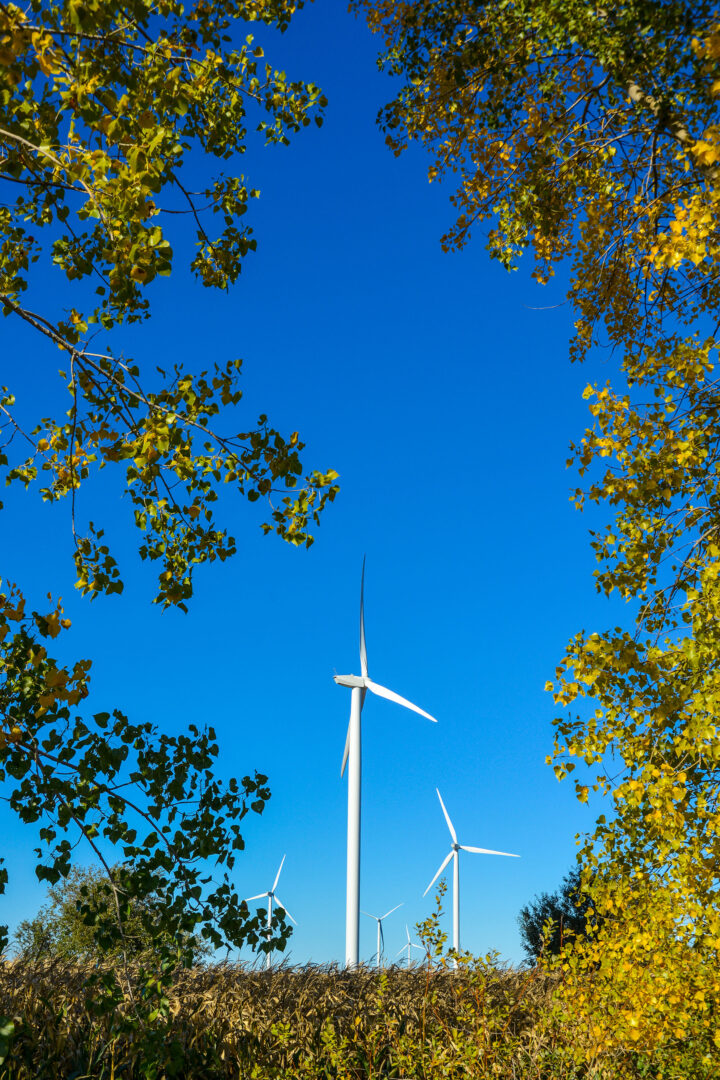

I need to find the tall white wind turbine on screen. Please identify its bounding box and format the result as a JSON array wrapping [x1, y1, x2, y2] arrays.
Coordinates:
[[395, 923, 424, 968], [334, 559, 437, 969], [424, 789, 519, 966], [361, 903, 403, 967], [245, 854, 297, 970]]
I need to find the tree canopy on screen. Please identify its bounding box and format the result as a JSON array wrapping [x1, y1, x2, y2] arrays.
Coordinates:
[[0, 0, 337, 1033], [517, 868, 598, 964], [1, 0, 338, 609], [356, 0, 720, 1057], [12, 863, 211, 963]]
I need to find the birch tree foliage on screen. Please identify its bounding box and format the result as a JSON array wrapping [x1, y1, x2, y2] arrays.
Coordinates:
[[0, 0, 338, 610], [356, 0, 720, 1060]]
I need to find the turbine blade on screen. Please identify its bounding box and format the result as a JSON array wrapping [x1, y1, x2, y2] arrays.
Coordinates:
[[380, 921, 385, 951], [340, 717, 351, 778], [364, 679, 437, 722], [436, 789, 457, 843], [360, 910, 377, 920], [380, 903, 403, 921], [423, 850, 453, 896], [272, 854, 286, 893], [460, 845, 520, 858], [359, 555, 368, 677], [273, 897, 297, 924], [245, 893, 268, 902], [394, 946, 405, 958]]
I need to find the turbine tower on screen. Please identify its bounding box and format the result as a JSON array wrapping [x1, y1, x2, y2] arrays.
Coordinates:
[[334, 559, 437, 968], [245, 854, 296, 970], [424, 788, 519, 965], [361, 903, 403, 967]]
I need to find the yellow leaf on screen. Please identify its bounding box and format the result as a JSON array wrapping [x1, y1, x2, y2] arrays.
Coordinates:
[[45, 667, 68, 688], [4, 598, 25, 621]]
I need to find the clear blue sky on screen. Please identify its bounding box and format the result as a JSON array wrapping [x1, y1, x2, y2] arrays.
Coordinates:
[[1, 0, 625, 965]]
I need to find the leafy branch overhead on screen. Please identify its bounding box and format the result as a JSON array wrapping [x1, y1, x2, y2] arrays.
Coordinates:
[[354, 0, 719, 356], [0, 0, 338, 607], [1, 0, 324, 316], [1, 353, 338, 609]]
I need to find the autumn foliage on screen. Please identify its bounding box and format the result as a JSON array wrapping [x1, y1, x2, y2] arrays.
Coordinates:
[[356, 0, 720, 1063]]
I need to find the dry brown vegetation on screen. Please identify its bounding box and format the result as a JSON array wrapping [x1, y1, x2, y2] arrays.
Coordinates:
[[0, 957, 583, 1079], [0, 957, 705, 1079]]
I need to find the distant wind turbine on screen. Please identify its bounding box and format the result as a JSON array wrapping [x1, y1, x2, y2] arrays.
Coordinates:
[[424, 788, 519, 966], [395, 923, 424, 968], [245, 854, 296, 970], [361, 903, 403, 967], [334, 558, 437, 969]]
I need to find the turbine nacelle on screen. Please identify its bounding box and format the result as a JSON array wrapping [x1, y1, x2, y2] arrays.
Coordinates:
[[336, 672, 438, 777], [334, 673, 366, 689], [335, 672, 436, 720]]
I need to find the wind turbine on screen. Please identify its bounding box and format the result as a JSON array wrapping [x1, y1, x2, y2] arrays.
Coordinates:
[[395, 923, 424, 968], [334, 559, 437, 968], [361, 903, 403, 967], [424, 788, 519, 966], [245, 854, 297, 970]]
